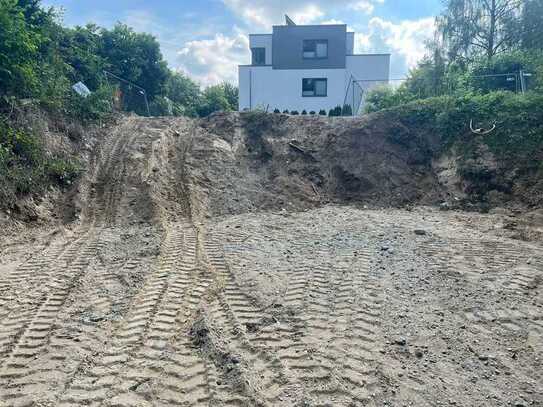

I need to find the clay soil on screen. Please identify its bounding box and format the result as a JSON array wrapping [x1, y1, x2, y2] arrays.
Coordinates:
[[0, 114, 541, 406]]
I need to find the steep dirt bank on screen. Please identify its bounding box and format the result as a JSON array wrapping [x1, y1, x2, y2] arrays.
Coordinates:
[[191, 111, 542, 218], [0, 114, 541, 406]]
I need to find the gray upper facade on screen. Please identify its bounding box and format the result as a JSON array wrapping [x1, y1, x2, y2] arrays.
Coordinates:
[[271, 25, 347, 70]]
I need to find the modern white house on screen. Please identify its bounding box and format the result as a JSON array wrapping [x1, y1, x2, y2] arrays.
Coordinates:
[[238, 17, 390, 115]]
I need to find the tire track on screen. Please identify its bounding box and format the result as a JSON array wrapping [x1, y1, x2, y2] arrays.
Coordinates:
[[0, 230, 90, 322], [0, 229, 101, 404], [201, 237, 288, 405], [0, 229, 94, 360], [59, 223, 211, 406]]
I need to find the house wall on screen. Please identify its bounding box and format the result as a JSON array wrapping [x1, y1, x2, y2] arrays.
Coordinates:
[[239, 66, 350, 112], [272, 25, 347, 70], [249, 34, 272, 65], [346, 32, 355, 55]]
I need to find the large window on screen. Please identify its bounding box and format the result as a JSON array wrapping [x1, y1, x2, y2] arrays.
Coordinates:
[[251, 48, 266, 65], [302, 78, 327, 97], [303, 40, 328, 59]]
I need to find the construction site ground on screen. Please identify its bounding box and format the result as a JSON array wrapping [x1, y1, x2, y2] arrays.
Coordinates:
[[0, 115, 541, 406]]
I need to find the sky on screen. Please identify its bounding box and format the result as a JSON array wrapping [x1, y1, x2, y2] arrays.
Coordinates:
[[43, 0, 443, 87]]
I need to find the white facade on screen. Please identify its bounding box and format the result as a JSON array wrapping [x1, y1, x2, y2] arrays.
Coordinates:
[[239, 55, 390, 113], [239, 25, 390, 114]]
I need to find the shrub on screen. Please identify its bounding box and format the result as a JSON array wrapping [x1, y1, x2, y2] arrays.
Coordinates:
[[274, 108, 280, 113], [283, 109, 289, 114], [0, 122, 82, 209], [291, 110, 299, 115], [341, 104, 353, 116], [309, 111, 316, 115], [301, 110, 307, 115], [319, 109, 327, 116], [329, 106, 342, 117]]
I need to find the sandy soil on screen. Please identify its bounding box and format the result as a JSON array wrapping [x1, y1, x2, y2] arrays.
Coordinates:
[[0, 115, 541, 406]]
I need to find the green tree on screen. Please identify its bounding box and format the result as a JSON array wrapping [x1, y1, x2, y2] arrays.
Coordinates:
[[99, 23, 169, 114], [437, 0, 523, 62], [221, 82, 239, 110], [164, 72, 201, 117], [60, 24, 107, 90], [0, 0, 42, 96], [197, 85, 231, 117], [521, 0, 543, 50], [196, 83, 238, 117]]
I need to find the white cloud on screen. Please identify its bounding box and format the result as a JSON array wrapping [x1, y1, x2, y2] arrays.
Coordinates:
[[350, 0, 382, 14], [176, 30, 250, 87], [221, 0, 384, 29], [320, 19, 346, 25], [355, 17, 436, 77]]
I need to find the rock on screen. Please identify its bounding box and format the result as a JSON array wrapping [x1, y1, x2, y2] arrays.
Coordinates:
[[439, 202, 450, 211], [394, 338, 407, 346], [415, 350, 424, 358], [381, 246, 390, 251], [414, 229, 427, 236]]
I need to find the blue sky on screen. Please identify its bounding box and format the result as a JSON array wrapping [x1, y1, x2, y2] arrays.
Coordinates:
[[43, 0, 443, 86]]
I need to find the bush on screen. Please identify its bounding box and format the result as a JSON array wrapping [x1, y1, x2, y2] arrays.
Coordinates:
[[274, 108, 280, 113], [65, 85, 114, 122], [319, 109, 327, 115], [283, 109, 289, 114], [341, 104, 353, 116], [301, 110, 307, 115], [309, 111, 316, 115], [364, 86, 416, 113], [291, 110, 299, 115], [386, 91, 543, 158], [0, 121, 81, 209], [329, 106, 342, 117]]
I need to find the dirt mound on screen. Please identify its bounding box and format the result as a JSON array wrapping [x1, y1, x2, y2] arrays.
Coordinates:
[[188, 111, 542, 217], [189, 112, 444, 217]]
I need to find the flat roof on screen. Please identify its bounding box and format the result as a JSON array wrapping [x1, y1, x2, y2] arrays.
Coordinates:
[[347, 53, 391, 56], [272, 24, 347, 28]]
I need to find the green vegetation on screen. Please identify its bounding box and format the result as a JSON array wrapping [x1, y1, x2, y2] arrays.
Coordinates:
[[0, 120, 81, 208], [365, 0, 543, 114], [0, 0, 238, 210], [0, 0, 238, 119], [383, 92, 543, 156]]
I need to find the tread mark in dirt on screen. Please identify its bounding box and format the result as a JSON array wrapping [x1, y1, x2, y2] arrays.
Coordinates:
[[59, 223, 211, 406], [0, 229, 101, 403], [0, 230, 91, 325], [202, 237, 288, 405]]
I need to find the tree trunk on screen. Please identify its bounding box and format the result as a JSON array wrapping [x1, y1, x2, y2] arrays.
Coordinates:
[[487, 0, 497, 59]]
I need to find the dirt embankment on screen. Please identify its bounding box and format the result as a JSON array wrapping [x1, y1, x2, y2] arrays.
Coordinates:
[[189, 111, 542, 218]]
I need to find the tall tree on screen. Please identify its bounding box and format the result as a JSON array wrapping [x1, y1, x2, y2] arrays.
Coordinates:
[[99, 23, 169, 112], [437, 0, 523, 62], [521, 0, 543, 49]]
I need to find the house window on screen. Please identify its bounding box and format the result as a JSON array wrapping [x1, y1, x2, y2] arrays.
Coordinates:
[[251, 48, 266, 65], [303, 40, 328, 59], [302, 78, 327, 97]]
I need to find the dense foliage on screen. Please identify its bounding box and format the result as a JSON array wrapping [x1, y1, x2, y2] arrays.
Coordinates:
[[0, 119, 81, 208], [365, 0, 543, 113], [0, 0, 238, 118]]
